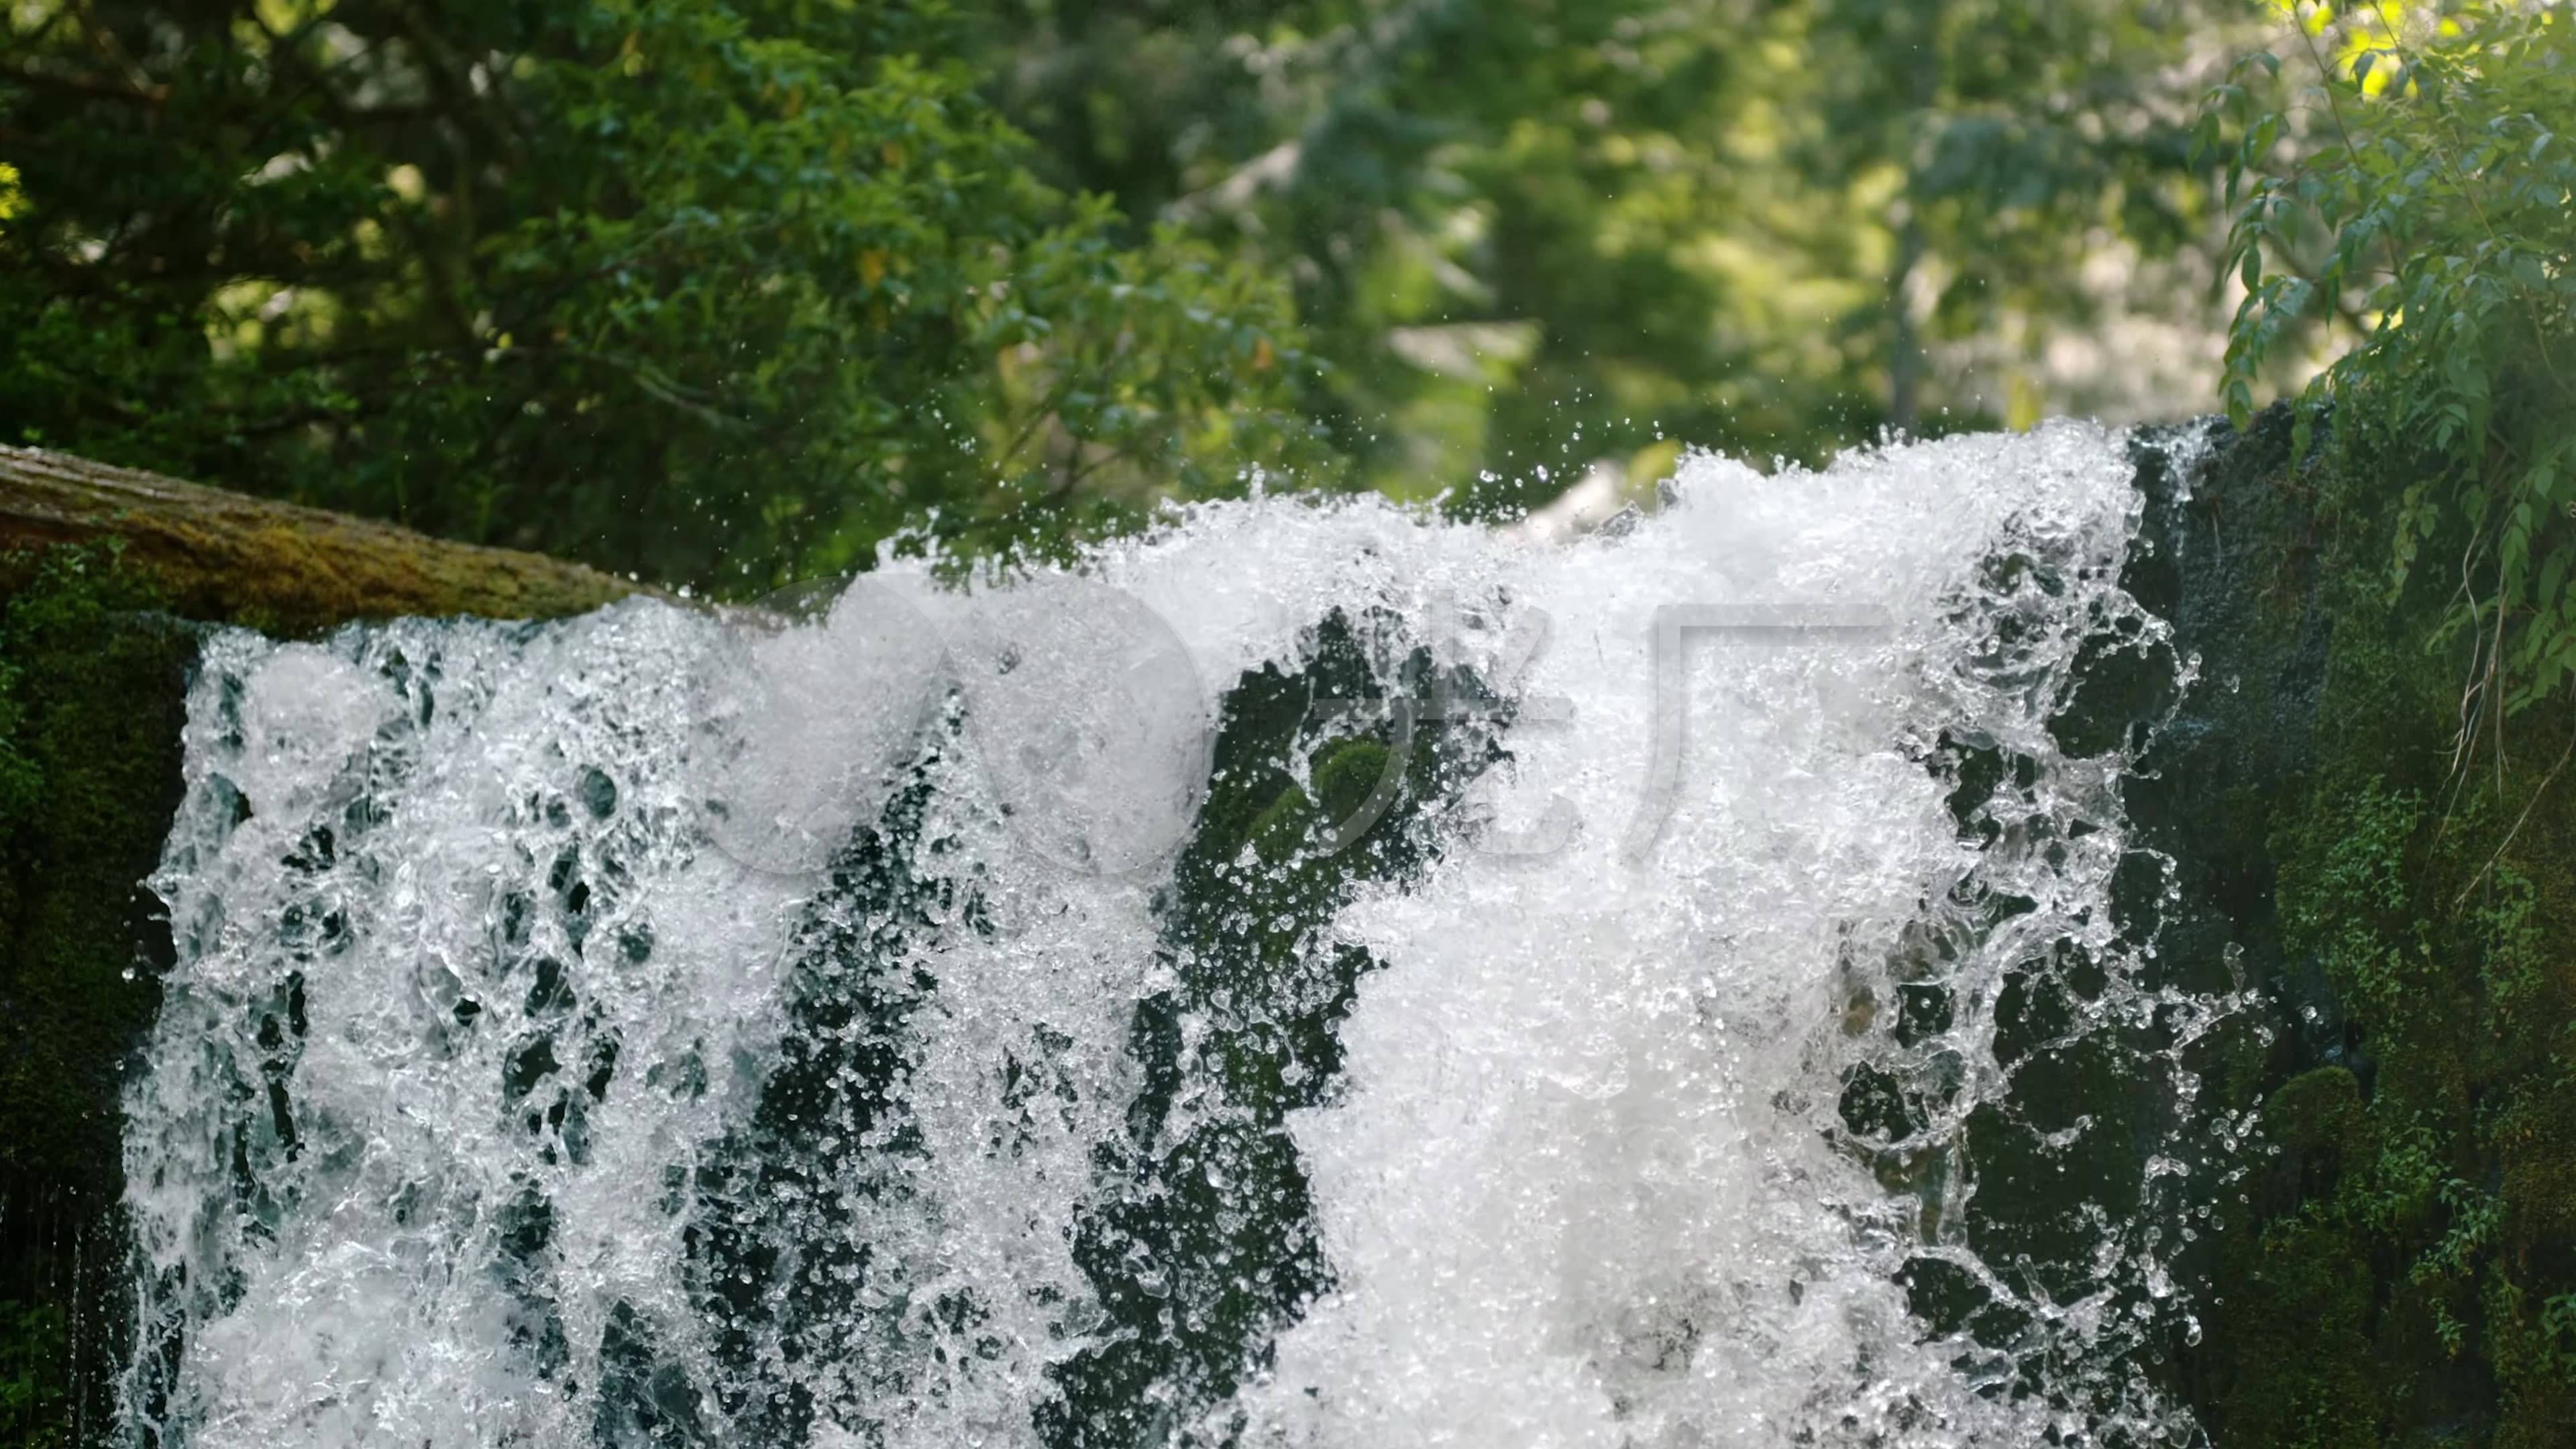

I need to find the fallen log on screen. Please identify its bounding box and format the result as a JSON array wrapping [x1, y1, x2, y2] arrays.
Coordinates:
[[0, 445, 652, 633]]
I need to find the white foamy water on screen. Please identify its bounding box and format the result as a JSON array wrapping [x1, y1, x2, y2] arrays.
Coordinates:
[[122, 423, 2208, 1447]]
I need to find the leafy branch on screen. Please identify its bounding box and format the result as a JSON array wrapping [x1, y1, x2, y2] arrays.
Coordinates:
[[2206, 2, 2576, 753]]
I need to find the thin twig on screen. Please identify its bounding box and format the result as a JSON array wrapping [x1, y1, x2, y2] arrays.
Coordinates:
[[2, 66, 169, 105], [2450, 529, 2489, 780], [2453, 707, 2576, 910], [2494, 546, 2510, 791]]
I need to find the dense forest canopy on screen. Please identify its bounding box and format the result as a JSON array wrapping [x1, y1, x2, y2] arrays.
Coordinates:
[[0, 0, 1335, 582], [987, 0, 2262, 513], [0, 1, 2553, 589]]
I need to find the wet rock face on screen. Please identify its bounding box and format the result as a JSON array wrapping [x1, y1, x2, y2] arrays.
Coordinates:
[[1865, 410, 2464, 1434], [1847, 418, 2324, 1428], [2112, 410, 2335, 1081], [0, 556, 196, 1446], [1943, 409, 2400, 1432], [2095, 411, 2344, 1417], [2098, 408, 2576, 1443]]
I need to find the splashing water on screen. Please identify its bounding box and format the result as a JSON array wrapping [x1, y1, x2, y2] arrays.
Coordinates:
[[121, 422, 2216, 1447]]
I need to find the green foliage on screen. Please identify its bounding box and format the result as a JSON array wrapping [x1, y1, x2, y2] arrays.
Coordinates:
[[0, 0, 1330, 588], [987, 0, 2249, 517], [2212, 2, 2576, 716], [0, 1298, 71, 1449], [3, 0, 2261, 561], [2197, 16, 2576, 1427], [2281, 774, 2429, 1023], [1806, 0, 2226, 421]]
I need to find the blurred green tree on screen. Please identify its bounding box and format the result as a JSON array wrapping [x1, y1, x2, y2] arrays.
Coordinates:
[[0, 0, 1334, 587], [985, 0, 2254, 518], [1808, 0, 2234, 428], [2, 0, 2272, 576]]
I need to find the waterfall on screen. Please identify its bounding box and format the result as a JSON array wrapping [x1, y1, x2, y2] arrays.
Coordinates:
[[119, 421, 2220, 1446]]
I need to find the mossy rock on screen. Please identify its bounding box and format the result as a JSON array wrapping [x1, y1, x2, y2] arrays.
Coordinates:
[[1042, 612, 1495, 1448], [0, 547, 193, 1446], [1940, 409, 2576, 1442], [2113, 407, 2576, 1446]]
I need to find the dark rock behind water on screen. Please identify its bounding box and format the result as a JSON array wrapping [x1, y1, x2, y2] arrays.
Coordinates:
[[2094, 409, 2575, 1442]]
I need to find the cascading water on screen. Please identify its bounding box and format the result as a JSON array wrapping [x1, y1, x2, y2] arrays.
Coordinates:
[[118, 421, 2229, 1447]]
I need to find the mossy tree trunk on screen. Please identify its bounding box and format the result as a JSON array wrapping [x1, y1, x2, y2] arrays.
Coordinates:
[[1, 445, 654, 636]]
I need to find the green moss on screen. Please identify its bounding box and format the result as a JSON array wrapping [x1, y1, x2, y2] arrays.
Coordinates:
[[2184, 412, 2576, 1447], [0, 543, 194, 1446], [2203, 1068, 2383, 1446], [1311, 739, 1392, 824], [0, 1299, 72, 1448]]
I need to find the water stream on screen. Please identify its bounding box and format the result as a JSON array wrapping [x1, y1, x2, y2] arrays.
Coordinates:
[[119, 422, 2223, 1446]]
